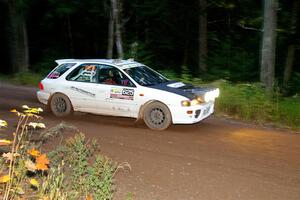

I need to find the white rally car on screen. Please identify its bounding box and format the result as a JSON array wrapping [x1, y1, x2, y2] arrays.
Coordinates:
[[37, 59, 219, 130]]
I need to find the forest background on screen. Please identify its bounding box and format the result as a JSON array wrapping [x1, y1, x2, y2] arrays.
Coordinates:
[[0, 0, 299, 129]]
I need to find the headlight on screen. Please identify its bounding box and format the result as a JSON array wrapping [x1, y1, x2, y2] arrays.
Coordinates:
[[181, 89, 219, 106], [181, 100, 191, 107], [196, 96, 205, 103], [182, 98, 202, 107], [191, 99, 200, 106], [204, 92, 213, 102], [215, 88, 220, 98], [204, 88, 220, 102]]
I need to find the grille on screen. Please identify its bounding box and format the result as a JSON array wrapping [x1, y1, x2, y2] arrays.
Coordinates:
[[195, 109, 201, 118]]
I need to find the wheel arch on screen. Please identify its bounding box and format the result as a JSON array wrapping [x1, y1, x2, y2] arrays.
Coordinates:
[[137, 100, 172, 122], [48, 92, 74, 111]]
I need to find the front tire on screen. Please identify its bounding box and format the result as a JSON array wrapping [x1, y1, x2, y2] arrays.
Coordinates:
[[143, 101, 172, 130], [50, 93, 73, 117]]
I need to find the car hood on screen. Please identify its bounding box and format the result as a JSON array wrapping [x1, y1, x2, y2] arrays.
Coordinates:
[[145, 80, 216, 100]]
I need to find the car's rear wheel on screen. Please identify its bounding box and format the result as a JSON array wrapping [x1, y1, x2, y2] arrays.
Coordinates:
[[143, 101, 172, 130], [50, 93, 73, 117]]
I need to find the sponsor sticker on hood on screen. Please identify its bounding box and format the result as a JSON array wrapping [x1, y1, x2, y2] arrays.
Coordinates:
[[167, 82, 185, 88]]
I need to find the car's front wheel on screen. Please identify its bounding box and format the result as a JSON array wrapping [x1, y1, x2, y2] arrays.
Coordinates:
[[143, 101, 172, 130], [50, 93, 73, 117]]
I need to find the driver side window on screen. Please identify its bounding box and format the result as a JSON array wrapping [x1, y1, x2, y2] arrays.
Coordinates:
[[98, 65, 135, 87]]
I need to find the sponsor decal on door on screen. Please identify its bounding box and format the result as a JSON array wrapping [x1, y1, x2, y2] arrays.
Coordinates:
[[110, 88, 134, 100]]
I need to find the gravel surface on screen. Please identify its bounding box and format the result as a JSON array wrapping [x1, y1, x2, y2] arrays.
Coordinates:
[[1, 82, 299, 200]]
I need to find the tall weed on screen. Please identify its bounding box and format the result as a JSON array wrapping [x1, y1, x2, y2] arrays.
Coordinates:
[[1, 106, 128, 200]]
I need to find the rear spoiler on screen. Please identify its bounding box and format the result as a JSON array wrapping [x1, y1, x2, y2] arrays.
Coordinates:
[[55, 59, 76, 65]]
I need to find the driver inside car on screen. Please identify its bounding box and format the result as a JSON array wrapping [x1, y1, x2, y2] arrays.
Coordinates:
[[104, 70, 117, 85]]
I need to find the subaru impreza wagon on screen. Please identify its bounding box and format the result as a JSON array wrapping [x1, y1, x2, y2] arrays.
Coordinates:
[[37, 59, 219, 130]]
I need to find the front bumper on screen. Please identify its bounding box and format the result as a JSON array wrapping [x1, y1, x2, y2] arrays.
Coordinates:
[[171, 101, 215, 124], [37, 91, 50, 105]]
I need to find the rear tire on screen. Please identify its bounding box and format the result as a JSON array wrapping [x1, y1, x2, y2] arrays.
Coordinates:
[[50, 93, 73, 117], [143, 101, 172, 130]]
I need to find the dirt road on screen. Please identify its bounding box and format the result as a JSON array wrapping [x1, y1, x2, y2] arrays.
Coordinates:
[[1, 82, 300, 200]]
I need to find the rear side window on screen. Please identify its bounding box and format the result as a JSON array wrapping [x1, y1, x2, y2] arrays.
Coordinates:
[[47, 63, 76, 79], [67, 64, 99, 83]]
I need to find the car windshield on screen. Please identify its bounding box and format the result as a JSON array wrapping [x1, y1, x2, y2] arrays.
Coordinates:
[[124, 66, 169, 86]]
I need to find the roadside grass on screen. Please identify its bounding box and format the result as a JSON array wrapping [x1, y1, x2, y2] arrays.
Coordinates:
[[214, 81, 300, 130], [0, 71, 44, 86], [159, 70, 300, 130], [0, 105, 129, 199]]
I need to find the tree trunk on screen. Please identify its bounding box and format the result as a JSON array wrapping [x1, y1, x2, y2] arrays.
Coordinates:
[[107, 0, 115, 59], [260, 0, 278, 92], [21, 21, 29, 72], [7, 0, 29, 73], [283, 44, 295, 86], [115, 0, 124, 59], [198, 0, 207, 73], [283, 0, 298, 89]]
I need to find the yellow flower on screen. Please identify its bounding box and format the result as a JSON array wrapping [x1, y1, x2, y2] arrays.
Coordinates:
[[0, 120, 8, 128], [36, 154, 49, 171], [23, 106, 43, 114], [0, 139, 12, 146], [0, 175, 10, 183], [29, 178, 39, 188], [28, 148, 41, 157]]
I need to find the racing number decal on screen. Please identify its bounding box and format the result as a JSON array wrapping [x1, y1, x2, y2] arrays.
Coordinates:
[[110, 88, 134, 100], [122, 88, 134, 96]]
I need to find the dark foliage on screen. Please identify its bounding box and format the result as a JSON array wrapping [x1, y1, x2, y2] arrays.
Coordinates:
[[0, 0, 299, 94]]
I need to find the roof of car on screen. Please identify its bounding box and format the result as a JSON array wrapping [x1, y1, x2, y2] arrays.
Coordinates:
[[55, 58, 142, 69]]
